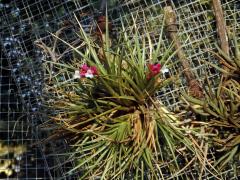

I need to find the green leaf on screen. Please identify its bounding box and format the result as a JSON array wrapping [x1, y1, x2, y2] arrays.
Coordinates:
[[215, 146, 238, 170], [69, 143, 109, 173]]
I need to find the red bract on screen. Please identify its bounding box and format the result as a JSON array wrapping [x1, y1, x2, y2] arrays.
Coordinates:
[[147, 63, 161, 79]]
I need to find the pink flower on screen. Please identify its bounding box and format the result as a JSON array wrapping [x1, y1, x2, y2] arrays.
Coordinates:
[[81, 64, 89, 72], [147, 63, 161, 79], [79, 64, 98, 78], [90, 66, 98, 75]]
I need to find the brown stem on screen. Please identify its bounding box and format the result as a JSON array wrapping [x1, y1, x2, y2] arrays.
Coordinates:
[[212, 0, 229, 56], [212, 0, 230, 81], [164, 6, 203, 98]]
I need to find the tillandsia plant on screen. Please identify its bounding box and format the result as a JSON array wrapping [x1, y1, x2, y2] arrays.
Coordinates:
[[181, 34, 240, 171], [44, 14, 204, 179]]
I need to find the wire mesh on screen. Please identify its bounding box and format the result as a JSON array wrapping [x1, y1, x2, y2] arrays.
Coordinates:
[[0, 0, 85, 179], [0, 0, 239, 179]]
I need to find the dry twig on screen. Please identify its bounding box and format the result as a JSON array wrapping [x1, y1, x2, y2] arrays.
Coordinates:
[[212, 0, 229, 56], [164, 6, 203, 98]]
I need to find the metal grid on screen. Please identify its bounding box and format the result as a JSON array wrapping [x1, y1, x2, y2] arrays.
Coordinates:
[[0, 0, 88, 179], [113, 0, 240, 110], [0, 49, 47, 179], [0, 0, 239, 179]]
